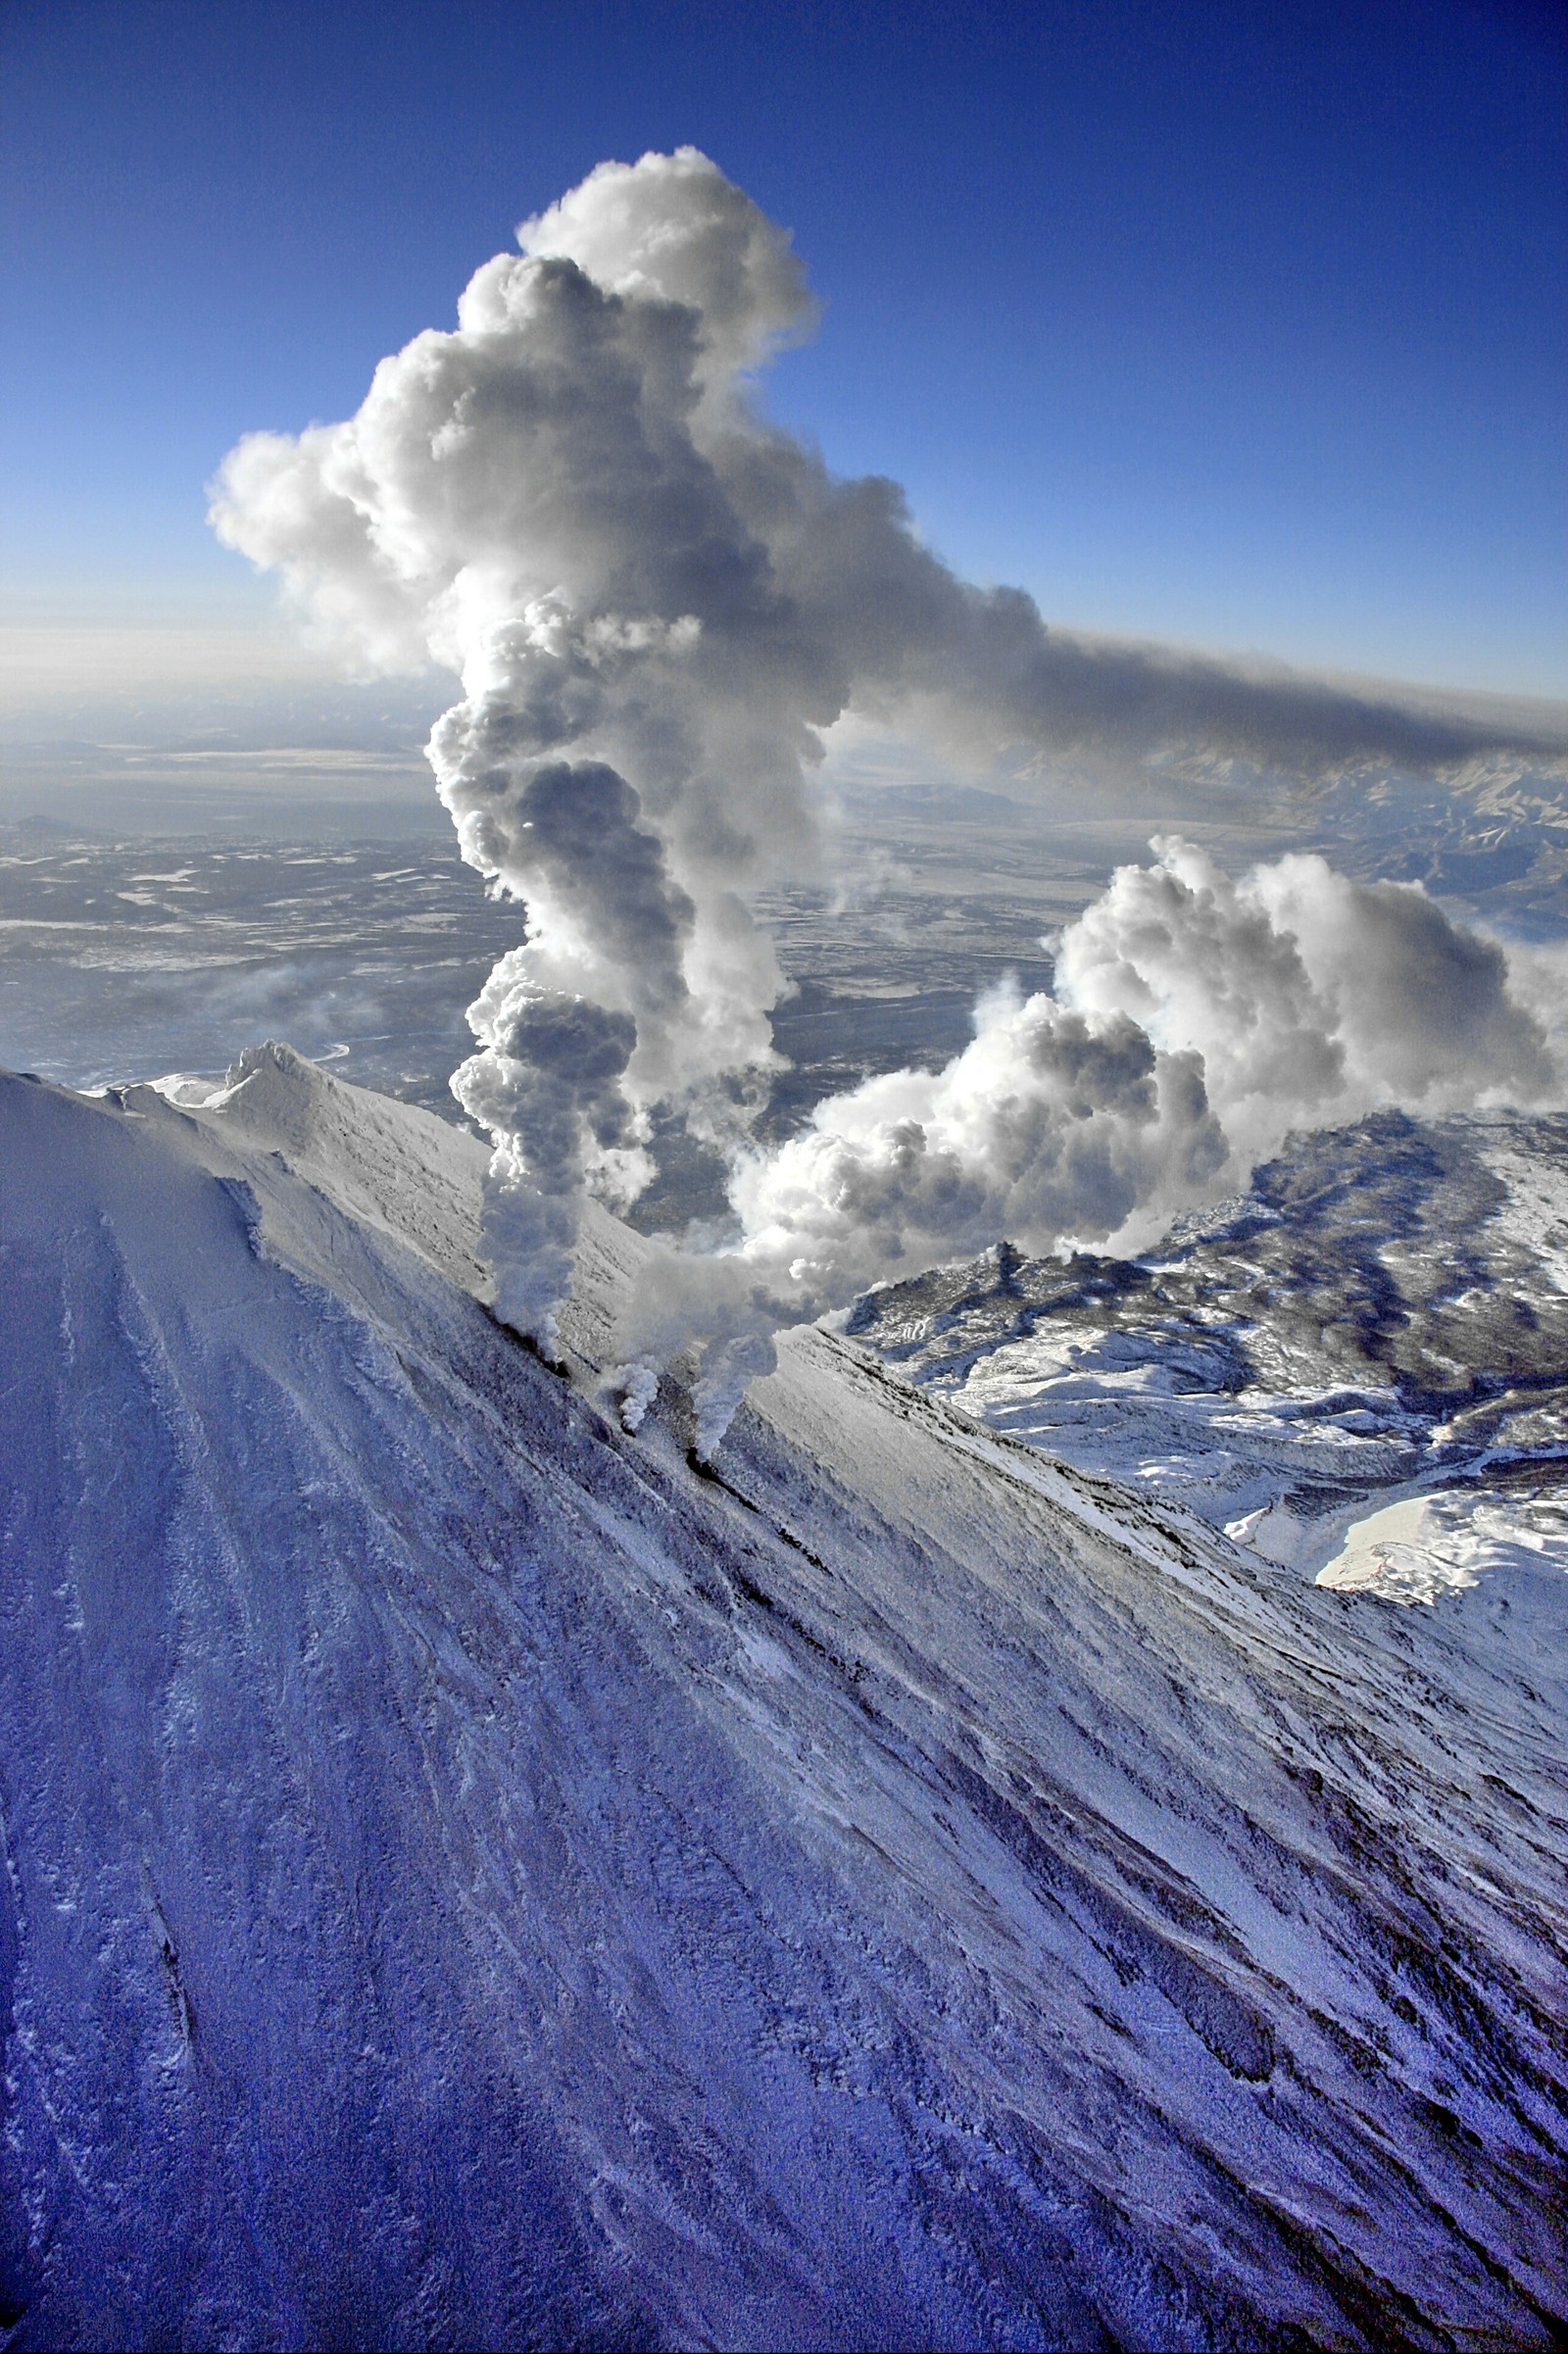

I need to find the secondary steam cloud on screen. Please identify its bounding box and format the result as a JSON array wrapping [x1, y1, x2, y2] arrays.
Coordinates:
[[212, 148, 1558, 1446]]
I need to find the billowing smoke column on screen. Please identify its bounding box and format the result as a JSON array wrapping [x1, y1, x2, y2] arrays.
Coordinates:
[[215, 152, 829, 1352], [213, 149, 1558, 1444], [636, 834, 1554, 1445]]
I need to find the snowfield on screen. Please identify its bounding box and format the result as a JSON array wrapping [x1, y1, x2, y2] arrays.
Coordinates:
[[1, 1046, 1564, 2349], [849, 1110, 1568, 1602]]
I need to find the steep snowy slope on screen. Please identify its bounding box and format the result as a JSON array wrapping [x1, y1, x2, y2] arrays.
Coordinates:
[[1, 1049, 1564, 2350]]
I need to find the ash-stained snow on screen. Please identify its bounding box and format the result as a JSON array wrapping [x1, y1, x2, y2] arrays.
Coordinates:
[[1, 1049, 1564, 2348]]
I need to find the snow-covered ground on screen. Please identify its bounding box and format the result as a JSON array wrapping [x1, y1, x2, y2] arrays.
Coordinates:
[[1, 1048, 1564, 2348], [850, 1109, 1568, 1622]]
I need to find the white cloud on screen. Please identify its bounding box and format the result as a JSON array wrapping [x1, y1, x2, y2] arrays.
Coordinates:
[[211, 148, 1564, 1433], [610, 840, 1553, 1447]]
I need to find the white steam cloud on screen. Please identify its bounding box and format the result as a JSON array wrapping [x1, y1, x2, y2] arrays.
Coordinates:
[[212, 148, 1560, 1446]]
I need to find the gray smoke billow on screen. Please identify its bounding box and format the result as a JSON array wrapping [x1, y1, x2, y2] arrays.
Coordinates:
[[213, 148, 1561, 1447]]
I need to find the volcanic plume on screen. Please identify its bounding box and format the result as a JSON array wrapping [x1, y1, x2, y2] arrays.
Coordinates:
[[213, 148, 1557, 1444]]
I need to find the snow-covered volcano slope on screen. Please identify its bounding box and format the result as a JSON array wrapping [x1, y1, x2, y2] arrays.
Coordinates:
[[1, 1048, 1564, 2351]]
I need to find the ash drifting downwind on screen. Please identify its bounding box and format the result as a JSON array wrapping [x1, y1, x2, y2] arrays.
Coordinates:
[[211, 146, 1567, 1448]]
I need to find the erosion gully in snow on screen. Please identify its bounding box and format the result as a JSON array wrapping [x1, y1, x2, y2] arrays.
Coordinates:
[[0, 1045, 1563, 2349]]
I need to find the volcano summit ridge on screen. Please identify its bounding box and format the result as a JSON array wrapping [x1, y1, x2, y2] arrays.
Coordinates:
[[0, 1048, 1562, 2349]]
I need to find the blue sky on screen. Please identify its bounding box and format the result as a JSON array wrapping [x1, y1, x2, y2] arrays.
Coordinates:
[[2, 0, 1564, 698]]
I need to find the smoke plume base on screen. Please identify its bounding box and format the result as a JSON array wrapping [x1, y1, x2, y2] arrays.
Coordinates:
[[209, 147, 1563, 1445]]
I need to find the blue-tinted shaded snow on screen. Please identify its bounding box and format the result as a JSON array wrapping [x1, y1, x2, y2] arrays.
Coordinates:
[[0, 1062, 1563, 2349]]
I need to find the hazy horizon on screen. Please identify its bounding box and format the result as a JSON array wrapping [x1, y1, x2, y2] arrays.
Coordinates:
[[5, 0, 1564, 705]]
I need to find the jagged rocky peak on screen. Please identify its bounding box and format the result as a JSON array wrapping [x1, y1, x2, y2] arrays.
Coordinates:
[[137, 1036, 494, 1299]]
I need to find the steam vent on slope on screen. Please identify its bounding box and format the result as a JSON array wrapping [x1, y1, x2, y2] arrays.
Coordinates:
[[1, 1044, 1564, 2349]]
